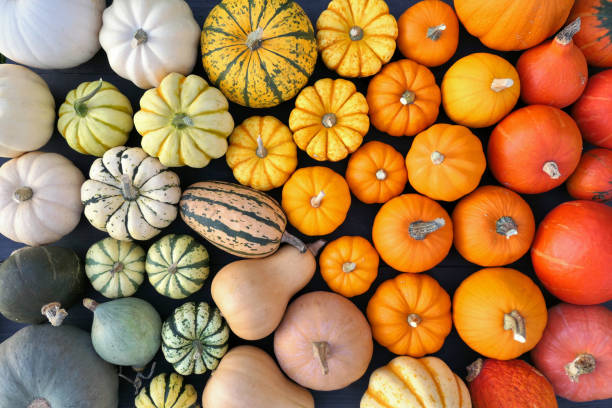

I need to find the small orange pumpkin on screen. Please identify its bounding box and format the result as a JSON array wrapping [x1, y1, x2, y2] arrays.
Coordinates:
[[282, 166, 351, 236], [367, 59, 441, 137], [566, 148, 612, 202], [405, 123, 486, 202], [345, 141, 407, 204], [319, 236, 379, 298], [372, 194, 453, 273], [367, 273, 452, 357], [397, 0, 459, 67]]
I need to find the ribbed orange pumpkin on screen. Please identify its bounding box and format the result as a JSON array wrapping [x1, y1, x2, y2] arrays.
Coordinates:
[[372, 194, 453, 273], [566, 148, 612, 202], [405, 123, 486, 202], [345, 141, 407, 204], [367, 273, 452, 357], [367, 59, 441, 137]]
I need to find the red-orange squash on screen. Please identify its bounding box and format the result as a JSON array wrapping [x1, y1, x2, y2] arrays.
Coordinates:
[[572, 69, 612, 149], [569, 0, 612, 67], [566, 148, 612, 202]]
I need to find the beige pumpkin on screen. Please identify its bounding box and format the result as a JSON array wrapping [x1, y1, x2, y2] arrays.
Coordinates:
[[0, 152, 84, 246]]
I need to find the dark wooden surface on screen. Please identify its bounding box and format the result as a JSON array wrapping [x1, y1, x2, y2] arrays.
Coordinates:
[[1, 0, 610, 407]]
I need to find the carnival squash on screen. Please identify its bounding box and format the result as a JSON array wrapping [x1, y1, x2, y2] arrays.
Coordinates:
[[372, 194, 453, 273], [226, 116, 297, 191], [531, 200, 612, 305], [569, 0, 612, 67], [567, 148, 612, 202], [488, 105, 583, 194], [289, 78, 369, 161], [572, 69, 612, 148], [406, 123, 486, 202], [452, 186, 536, 267], [453, 268, 548, 360], [442, 53, 520, 128], [367, 273, 452, 357], [274, 291, 373, 391], [201, 0, 317, 108], [135, 373, 198, 408], [345, 141, 407, 204], [367, 59, 441, 137]]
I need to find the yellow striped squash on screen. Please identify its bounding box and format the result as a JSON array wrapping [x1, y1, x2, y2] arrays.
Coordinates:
[[135, 373, 198, 408]]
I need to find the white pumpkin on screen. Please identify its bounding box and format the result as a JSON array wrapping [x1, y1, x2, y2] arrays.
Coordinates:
[[0, 152, 84, 246], [99, 0, 200, 89], [81, 146, 181, 241], [0, 64, 55, 158], [0, 0, 105, 69]]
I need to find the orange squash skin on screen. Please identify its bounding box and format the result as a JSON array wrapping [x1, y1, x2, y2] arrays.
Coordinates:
[[569, 0, 612, 67], [572, 69, 612, 149], [566, 148, 612, 202]]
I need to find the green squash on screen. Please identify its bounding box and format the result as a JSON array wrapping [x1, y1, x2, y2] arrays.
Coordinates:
[[85, 297, 162, 370], [86, 237, 146, 298], [0, 324, 118, 408], [135, 373, 198, 408], [146, 234, 209, 299], [162, 301, 229, 375], [0, 246, 85, 326]]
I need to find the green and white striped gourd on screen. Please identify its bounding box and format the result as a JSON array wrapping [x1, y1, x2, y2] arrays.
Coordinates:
[[85, 237, 146, 298], [146, 234, 209, 299], [161, 301, 229, 375]]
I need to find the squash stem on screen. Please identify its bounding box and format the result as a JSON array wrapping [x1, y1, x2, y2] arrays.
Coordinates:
[[312, 341, 330, 375], [542, 161, 561, 179], [41, 302, 68, 327], [120, 174, 139, 201], [13, 186, 33, 202], [131, 28, 148, 48], [503, 310, 526, 343], [307, 239, 326, 256], [111, 262, 124, 275], [255, 135, 268, 158], [407, 313, 422, 328], [246, 26, 264, 50], [321, 113, 337, 128], [28, 398, 51, 408], [556, 18, 581, 45], [565, 353, 596, 383], [496, 216, 518, 239], [119, 362, 157, 395], [375, 169, 387, 180], [490, 78, 514, 92], [427, 24, 447, 41], [430, 151, 445, 165], [400, 90, 416, 105], [83, 298, 99, 312], [310, 190, 325, 208], [342, 261, 357, 273], [172, 112, 194, 129], [466, 358, 483, 382], [281, 230, 307, 253], [349, 26, 364, 41], [409, 218, 445, 240], [74, 78, 103, 117]]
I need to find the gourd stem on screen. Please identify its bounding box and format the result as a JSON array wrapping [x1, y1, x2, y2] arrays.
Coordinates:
[[193, 340, 204, 359], [281, 230, 307, 253], [74, 78, 103, 117], [407, 313, 422, 328], [131, 28, 148, 48], [83, 298, 99, 312], [246, 27, 264, 50], [343, 262, 357, 273], [556, 18, 581, 45], [310, 190, 325, 208], [565, 353, 596, 383], [321, 113, 337, 128], [491, 78, 514, 92], [496, 216, 518, 239], [255, 135, 268, 158], [542, 161, 561, 179], [503, 310, 526, 343], [400, 90, 416, 105], [111, 262, 124, 275], [168, 263, 178, 274], [307, 239, 326, 256], [119, 362, 157, 395], [466, 358, 483, 382], [28, 399, 51, 408], [409, 218, 446, 241], [427, 24, 447, 41], [172, 113, 194, 129], [13, 186, 33, 202], [349, 26, 364, 41], [376, 169, 387, 180], [312, 341, 330, 375], [41, 302, 68, 327], [120, 174, 139, 200], [430, 151, 445, 165]]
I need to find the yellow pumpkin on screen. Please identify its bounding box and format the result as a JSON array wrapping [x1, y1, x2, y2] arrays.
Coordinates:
[[226, 116, 297, 191], [134, 72, 234, 168], [316, 0, 398, 77], [201, 0, 318, 108], [289, 78, 369, 162]]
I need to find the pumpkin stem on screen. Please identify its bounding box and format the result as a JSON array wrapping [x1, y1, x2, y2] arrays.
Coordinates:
[[281, 230, 308, 253], [168, 263, 178, 274], [28, 398, 51, 408], [192, 340, 204, 359], [120, 174, 139, 201], [41, 302, 68, 327], [74, 78, 103, 117], [349, 26, 364, 41], [13, 186, 33, 202], [310, 190, 325, 208], [307, 239, 326, 256], [255, 135, 268, 158], [375, 169, 387, 180], [82, 298, 99, 312], [565, 353, 596, 383], [491, 78, 514, 92], [321, 113, 337, 128], [542, 161, 561, 179], [119, 362, 157, 395], [430, 151, 445, 165], [409, 218, 446, 241], [496, 216, 518, 239], [246, 26, 264, 50], [466, 358, 483, 382], [111, 262, 124, 275], [342, 261, 357, 273], [426, 24, 447, 41], [312, 341, 330, 376], [503, 310, 526, 343], [556, 18, 581, 45], [407, 313, 422, 328], [400, 90, 416, 105], [131, 28, 148, 48], [172, 112, 194, 129]]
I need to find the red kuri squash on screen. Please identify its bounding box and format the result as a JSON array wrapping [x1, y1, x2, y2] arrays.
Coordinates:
[[569, 0, 612, 67], [566, 148, 612, 202], [572, 69, 612, 149]]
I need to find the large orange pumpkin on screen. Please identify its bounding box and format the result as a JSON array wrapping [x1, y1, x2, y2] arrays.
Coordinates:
[[454, 0, 575, 51], [405, 123, 486, 202], [569, 0, 612, 67], [566, 148, 612, 202], [572, 69, 612, 149], [345, 141, 407, 204], [372, 194, 452, 273], [367, 59, 441, 137], [452, 186, 535, 267], [367, 273, 452, 357], [453, 267, 548, 360]]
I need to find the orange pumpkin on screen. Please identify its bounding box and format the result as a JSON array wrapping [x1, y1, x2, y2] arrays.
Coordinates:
[[397, 0, 459, 67], [319, 236, 379, 298], [367, 59, 441, 137], [452, 186, 536, 267], [282, 166, 351, 236], [453, 267, 548, 360], [569, 0, 612, 68], [405, 123, 486, 202], [372, 194, 453, 273], [345, 141, 407, 204], [566, 148, 612, 202], [367, 273, 452, 357]]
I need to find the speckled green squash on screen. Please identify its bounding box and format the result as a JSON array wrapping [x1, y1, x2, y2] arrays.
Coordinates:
[[146, 234, 209, 299], [135, 373, 198, 408], [161, 302, 229, 375], [86, 237, 146, 298]]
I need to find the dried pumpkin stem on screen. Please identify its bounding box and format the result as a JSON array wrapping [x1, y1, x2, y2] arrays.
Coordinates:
[[119, 362, 157, 395], [321, 113, 337, 128], [28, 398, 51, 408], [281, 230, 307, 253], [407, 313, 422, 328], [41, 302, 68, 327], [349, 26, 364, 41], [131, 28, 148, 48], [503, 310, 526, 343], [496, 216, 518, 239], [556, 18, 581, 45], [565, 353, 596, 383], [491, 78, 514, 92], [375, 169, 387, 180], [83, 298, 99, 312], [168, 263, 178, 274], [255, 135, 268, 158], [466, 358, 483, 382], [307, 239, 326, 256], [310, 190, 326, 208], [74, 78, 103, 117], [409, 218, 446, 241], [172, 112, 194, 129], [400, 90, 416, 105], [312, 341, 330, 376], [542, 161, 561, 179], [13, 186, 33, 202], [342, 262, 357, 273], [246, 27, 264, 50], [430, 151, 445, 165], [427, 24, 447, 41], [111, 262, 124, 275], [120, 174, 139, 201]]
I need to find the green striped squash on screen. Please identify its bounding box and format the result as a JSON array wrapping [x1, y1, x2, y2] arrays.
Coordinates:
[[85, 237, 145, 298], [135, 373, 198, 408], [146, 234, 209, 299], [161, 302, 229, 376]]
